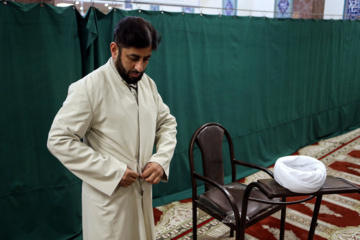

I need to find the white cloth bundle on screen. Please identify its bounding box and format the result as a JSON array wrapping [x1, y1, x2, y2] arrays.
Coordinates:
[[274, 155, 327, 193]]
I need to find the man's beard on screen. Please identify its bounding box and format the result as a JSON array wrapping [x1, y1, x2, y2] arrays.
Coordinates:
[[115, 54, 144, 85]]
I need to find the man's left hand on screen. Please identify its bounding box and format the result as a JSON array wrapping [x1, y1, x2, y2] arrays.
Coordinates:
[[141, 162, 164, 185]]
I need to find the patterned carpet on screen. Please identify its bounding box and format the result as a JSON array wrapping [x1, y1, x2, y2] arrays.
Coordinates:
[[154, 128, 360, 240]]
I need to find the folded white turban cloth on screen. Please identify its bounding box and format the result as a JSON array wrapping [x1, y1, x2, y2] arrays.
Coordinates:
[[274, 155, 327, 193]]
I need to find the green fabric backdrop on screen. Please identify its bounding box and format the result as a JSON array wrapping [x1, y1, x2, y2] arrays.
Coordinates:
[[1, 2, 360, 239]]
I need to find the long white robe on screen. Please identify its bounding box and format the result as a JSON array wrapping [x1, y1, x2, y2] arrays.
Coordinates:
[[47, 58, 177, 240]]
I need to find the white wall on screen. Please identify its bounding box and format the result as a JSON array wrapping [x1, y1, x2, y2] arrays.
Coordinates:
[[160, 0, 277, 17], [198, 0, 221, 15], [324, 0, 344, 19], [237, 0, 275, 17], [109, 0, 346, 19]]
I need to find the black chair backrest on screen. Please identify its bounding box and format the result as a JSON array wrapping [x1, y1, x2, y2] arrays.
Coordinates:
[[189, 123, 235, 191], [196, 125, 225, 190]]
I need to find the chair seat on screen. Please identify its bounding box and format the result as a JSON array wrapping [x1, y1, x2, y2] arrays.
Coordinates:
[[198, 182, 281, 222], [257, 176, 360, 198]]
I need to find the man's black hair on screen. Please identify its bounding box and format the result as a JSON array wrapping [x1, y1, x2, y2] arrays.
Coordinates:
[[113, 16, 161, 50]]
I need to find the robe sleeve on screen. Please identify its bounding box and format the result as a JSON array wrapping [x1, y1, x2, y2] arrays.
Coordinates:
[[47, 80, 127, 196], [149, 86, 177, 182]]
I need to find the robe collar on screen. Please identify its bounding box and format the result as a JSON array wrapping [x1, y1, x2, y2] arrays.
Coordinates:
[[109, 58, 139, 103]]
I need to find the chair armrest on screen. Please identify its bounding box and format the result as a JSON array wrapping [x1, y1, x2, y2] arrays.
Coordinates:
[[257, 176, 360, 198], [193, 172, 237, 203], [244, 181, 316, 205], [192, 172, 241, 222], [233, 159, 274, 178]]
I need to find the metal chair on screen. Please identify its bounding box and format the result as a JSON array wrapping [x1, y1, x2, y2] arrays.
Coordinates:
[[188, 122, 360, 240], [188, 122, 287, 240]]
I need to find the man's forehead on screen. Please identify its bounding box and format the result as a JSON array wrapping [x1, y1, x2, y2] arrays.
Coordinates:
[[122, 46, 152, 56]]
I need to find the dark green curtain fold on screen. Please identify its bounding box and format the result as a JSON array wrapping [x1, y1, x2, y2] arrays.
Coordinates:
[[1, 2, 360, 239], [0, 2, 83, 240]]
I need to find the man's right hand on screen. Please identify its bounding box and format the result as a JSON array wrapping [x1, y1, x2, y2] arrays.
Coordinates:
[[119, 167, 139, 187]]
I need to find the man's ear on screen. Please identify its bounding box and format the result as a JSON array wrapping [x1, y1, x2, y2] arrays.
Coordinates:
[[110, 42, 119, 60]]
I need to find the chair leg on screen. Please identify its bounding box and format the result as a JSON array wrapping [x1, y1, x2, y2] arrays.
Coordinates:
[[279, 206, 286, 240], [308, 195, 323, 240], [193, 202, 197, 240], [236, 229, 245, 240], [230, 229, 234, 237]]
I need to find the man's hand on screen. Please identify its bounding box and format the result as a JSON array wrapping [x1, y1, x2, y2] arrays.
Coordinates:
[[119, 167, 139, 187], [140, 162, 164, 185]]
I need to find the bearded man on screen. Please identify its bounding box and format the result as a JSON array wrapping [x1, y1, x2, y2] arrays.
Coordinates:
[[47, 16, 177, 240]]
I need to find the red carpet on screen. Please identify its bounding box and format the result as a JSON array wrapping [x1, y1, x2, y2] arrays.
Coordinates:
[[155, 128, 360, 239]]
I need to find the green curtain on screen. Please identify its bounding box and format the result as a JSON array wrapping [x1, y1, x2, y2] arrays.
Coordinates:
[[1, 2, 360, 239], [0, 2, 83, 240]]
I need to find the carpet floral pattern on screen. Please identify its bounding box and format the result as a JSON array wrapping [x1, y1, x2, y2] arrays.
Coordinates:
[[155, 128, 360, 239]]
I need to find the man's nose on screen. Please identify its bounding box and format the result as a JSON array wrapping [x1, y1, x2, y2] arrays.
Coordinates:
[[134, 61, 145, 72]]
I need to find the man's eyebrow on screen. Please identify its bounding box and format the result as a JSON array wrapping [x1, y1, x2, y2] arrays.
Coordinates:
[[127, 54, 140, 58], [127, 53, 152, 58]]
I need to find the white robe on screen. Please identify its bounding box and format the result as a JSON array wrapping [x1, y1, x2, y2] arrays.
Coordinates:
[[47, 58, 177, 240]]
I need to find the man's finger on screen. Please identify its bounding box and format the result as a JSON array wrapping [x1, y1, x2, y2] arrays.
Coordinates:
[[144, 173, 161, 185], [128, 171, 140, 178], [141, 165, 153, 178], [119, 167, 139, 187]]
